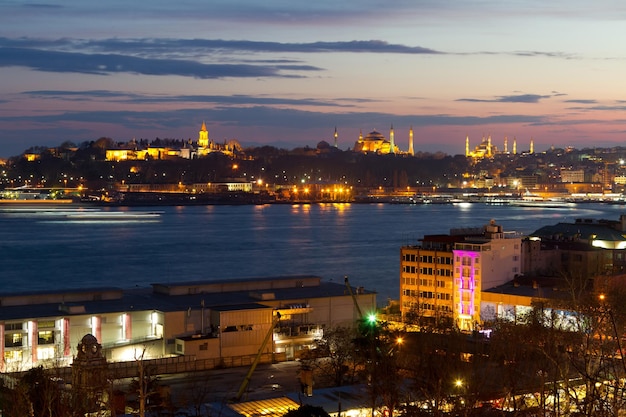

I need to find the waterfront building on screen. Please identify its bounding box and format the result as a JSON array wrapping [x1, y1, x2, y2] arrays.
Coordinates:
[[525, 215, 626, 277], [483, 215, 626, 325], [560, 169, 586, 183], [0, 275, 375, 372], [400, 235, 458, 327], [400, 220, 521, 331]]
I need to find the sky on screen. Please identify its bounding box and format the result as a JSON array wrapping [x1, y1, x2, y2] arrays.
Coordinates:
[[0, 1, 625, 158]]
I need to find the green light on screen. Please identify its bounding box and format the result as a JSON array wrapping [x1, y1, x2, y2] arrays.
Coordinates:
[[367, 313, 377, 324]]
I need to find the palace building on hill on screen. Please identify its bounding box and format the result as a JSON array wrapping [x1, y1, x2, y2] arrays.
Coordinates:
[[105, 121, 242, 161]]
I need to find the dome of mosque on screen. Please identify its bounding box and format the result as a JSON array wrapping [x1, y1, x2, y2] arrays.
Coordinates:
[[317, 140, 331, 149], [364, 130, 386, 141]]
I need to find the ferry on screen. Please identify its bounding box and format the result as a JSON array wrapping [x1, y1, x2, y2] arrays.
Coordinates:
[[508, 190, 576, 208]]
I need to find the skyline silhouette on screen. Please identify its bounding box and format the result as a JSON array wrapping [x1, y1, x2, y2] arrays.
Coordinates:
[[1, 1, 624, 157]]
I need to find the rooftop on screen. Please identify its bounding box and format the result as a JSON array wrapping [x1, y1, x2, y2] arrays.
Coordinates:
[[0, 275, 376, 321]]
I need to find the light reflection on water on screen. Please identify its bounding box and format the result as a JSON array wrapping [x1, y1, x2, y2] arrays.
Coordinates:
[[0, 203, 623, 304]]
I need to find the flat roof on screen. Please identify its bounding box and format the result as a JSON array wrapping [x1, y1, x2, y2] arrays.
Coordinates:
[[0, 277, 375, 321]]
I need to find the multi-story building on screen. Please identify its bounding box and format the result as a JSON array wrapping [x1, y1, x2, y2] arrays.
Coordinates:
[[525, 215, 626, 280], [400, 235, 458, 327], [452, 221, 521, 331], [0, 275, 376, 373], [483, 215, 626, 326], [400, 221, 521, 331]]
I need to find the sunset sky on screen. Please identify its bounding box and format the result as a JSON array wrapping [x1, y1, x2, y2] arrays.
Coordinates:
[[1, 0, 625, 157]]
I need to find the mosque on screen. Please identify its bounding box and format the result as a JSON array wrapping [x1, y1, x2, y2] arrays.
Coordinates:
[[350, 126, 415, 155], [465, 134, 534, 160]]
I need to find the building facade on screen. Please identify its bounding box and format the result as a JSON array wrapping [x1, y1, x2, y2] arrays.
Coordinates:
[[1, 276, 376, 372], [400, 221, 521, 331]]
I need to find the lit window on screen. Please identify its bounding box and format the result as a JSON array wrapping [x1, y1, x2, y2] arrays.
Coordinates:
[[38, 331, 55, 345], [5, 333, 24, 348]]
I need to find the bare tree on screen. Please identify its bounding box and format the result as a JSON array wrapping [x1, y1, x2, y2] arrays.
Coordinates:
[[308, 326, 359, 387]]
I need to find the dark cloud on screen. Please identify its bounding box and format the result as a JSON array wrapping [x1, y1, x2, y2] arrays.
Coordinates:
[[563, 99, 598, 104], [510, 51, 574, 59], [0, 47, 319, 78], [3, 37, 441, 56], [22, 90, 356, 107], [0, 106, 545, 131], [457, 94, 551, 103]]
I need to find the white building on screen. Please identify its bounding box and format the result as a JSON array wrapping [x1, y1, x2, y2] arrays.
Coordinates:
[[0, 276, 376, 372]]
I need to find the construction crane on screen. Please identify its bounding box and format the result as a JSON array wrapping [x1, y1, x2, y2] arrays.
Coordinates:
[[344, 275, 363, 319], [345, 276, 377, 324], [345, 275, 378, 340], [233, 311, 281, 402]]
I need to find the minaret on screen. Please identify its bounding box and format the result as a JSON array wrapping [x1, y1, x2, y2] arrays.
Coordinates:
[[389, 125, 396, 154], [513, 137, 517, 155], [530, 138, 534, 154], [334, 127, 338, 148], [408, 126, 414, 156], [198, 121, 209, 148], [465, 135, 470, 157], [487, 135, 492, 157], [504, 136, 508, 153], [359, 130, 363, 141]]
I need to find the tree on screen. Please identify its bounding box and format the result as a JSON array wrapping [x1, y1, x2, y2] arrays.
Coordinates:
[[128, 348, 168, 417], [309, 326, 359, 387]]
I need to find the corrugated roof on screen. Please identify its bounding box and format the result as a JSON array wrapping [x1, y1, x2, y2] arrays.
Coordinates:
[[228, 396, 300, 417]]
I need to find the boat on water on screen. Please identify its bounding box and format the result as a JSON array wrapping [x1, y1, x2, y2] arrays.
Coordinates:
[[508, 190, 576, 208], [0, 207, 163, 222], [64, 211, 162, 220]]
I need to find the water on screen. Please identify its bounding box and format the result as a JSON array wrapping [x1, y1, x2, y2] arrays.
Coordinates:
[[1, 202, 624, 304]]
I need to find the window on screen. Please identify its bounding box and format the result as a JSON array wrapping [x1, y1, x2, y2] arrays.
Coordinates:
[[37, 346, 55, 361], [5, 333, 24, 348], [38, 331, 55, 345], [4, 350, 22, 363]]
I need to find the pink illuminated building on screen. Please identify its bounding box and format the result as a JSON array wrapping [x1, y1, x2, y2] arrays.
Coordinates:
[[401, 220, 521, 331]]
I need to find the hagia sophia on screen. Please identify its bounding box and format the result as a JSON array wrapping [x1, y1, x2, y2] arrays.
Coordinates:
[[339, 125, 415, 155]]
